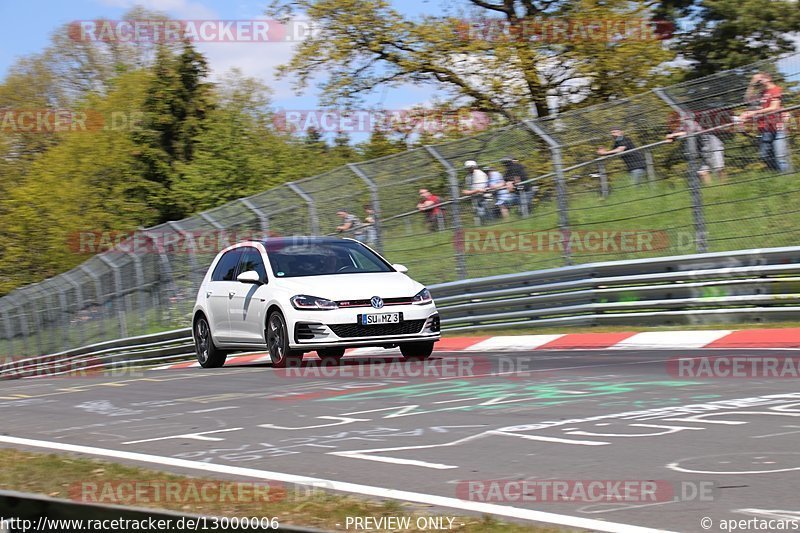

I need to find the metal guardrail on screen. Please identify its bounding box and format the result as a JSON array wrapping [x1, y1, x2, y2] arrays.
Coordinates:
[[0, 490, 322, 532], [3, 245, 800, 379]]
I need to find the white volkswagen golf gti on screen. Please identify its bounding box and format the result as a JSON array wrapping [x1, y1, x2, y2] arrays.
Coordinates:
[[192, 237, 440, 368]]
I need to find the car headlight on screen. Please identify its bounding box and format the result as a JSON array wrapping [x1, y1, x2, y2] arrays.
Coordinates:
[[412, 288, 433, 305], [290, 295, 338, 310]]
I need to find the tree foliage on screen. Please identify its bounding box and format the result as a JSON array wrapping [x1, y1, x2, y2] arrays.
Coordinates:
[[268, 0, 676, 118]]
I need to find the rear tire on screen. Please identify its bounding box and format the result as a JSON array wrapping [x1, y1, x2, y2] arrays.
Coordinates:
[[266, 312, 303, 368], [317, 348, 345, 364], [194, 316, 228, 368], [400, 341, 434, 361]]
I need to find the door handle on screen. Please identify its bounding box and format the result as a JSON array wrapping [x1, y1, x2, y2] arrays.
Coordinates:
[[229, 291, 236, 298]]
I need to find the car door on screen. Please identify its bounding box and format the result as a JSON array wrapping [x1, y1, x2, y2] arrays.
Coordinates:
[[228, 246, 269, 343], [206, 248, 242, 343]]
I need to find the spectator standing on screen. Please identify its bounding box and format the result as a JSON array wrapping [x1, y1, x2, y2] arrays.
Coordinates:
[[739, 72, 789, 172], [665, 116, 726, 185], [597, 128, 647, 185], [335, 209, 364, 241], [362, 204, 377, 245], [462, 160, 490, 222], [487, 165, 515, 219], [416, 189, 444, 231], [501, 156, 533, 214]]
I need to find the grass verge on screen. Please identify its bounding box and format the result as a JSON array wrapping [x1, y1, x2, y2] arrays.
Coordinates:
[[0, 449, 569, 532]]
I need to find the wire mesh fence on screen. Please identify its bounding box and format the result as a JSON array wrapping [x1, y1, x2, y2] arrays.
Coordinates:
[[1, 52, 800, 356]]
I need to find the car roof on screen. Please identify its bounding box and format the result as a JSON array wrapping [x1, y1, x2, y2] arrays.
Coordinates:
[[256, 236, 353, 247]]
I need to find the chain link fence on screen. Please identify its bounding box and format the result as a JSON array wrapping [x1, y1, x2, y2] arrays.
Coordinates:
[[1, 52, 799, 357]]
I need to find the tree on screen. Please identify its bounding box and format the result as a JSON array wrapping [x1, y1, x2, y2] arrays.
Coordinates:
[[268, 0, 675, 119], [661, 0, 800, 77], [131, 40, 213, 221]]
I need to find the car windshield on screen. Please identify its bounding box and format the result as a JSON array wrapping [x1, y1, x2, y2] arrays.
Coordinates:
[[267, 240, 394, 278]]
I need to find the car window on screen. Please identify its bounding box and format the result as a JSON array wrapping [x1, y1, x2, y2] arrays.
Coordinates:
[[237, 247, 267, 282], [268, 241, 393, 278], [211, 249, 242, 282]]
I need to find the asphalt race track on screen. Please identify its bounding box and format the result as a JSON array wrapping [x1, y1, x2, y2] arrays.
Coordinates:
[[2, 348, 800, 532]]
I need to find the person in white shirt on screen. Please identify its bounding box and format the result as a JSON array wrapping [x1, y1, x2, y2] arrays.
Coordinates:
[[462, 160, 491, 222]]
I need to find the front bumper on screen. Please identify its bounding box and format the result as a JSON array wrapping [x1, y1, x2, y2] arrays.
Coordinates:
[[288, 305, 440, 349]]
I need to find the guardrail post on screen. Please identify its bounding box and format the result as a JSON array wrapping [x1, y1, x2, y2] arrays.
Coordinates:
[[287, 182, 320, 235], [98, 255, 128, 339], [240, 198, 269, 236], [62, 272, 85, 347], [653, 87, 708, 253], [348, 163, 383, 252], [424, 145, 468, 279], [524, 120, 572, 265]]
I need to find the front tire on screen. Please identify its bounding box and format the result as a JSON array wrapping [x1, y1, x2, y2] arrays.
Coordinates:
[[266, 312, 303, 368], [194, 316, 228, 368], [400, 341, 435, 361]]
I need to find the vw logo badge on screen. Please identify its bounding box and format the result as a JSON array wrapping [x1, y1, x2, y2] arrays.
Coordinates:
[[370, 296, 384, 309]]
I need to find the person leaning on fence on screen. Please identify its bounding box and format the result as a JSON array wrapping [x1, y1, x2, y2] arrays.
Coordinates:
[[597, 128, 647, 185], [665, 116, 726, 185], [416, 188, 444, 231], [738, 72, 789, 172], [462, 160, 490, 221], [486, 164, 515, 219], [336, 209, 365, 241]]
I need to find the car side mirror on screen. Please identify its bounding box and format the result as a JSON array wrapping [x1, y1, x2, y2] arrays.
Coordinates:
[[236, 270, 263, 284], [393, 264, 409, 274]]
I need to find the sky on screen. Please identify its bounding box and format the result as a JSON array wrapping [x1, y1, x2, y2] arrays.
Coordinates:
[[0, 0, 451, 118]]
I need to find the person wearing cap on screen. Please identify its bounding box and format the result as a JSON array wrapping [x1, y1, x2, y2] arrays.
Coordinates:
[[597, 128, 647, 185]]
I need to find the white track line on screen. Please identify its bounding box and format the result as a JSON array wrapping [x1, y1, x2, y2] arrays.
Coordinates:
[[611, 330, 732, 350], [0, 435, 672, 533]]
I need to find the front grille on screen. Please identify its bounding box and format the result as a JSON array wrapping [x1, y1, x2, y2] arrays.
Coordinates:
[[329, 320, 426, 338], [336, 297, 414, 308]]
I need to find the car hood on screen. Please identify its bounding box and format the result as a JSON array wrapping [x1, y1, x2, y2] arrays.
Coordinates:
[[276, 272, 425, 301]]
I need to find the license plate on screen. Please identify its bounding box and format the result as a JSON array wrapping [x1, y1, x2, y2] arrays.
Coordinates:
[[360, 312, 401, 325]]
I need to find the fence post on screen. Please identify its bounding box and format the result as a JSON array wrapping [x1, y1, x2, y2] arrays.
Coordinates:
[[98, 255, 128, 339], [424, 145, 468, 279], [597, 161, 609, 198], [141, 231, 178, 326], [653, 87, 708, 253], [287, 182, 320, 235], [62, 272, 85, 347], [240, 198, 270, 236], [167, 220, 203, 290], [523, 120, 572, 265], [644, 149, 657, 185], [348, 163, 383, 252], [1, 307, 14, 357], [80, 264, 107, 341], [125, 248, 147, 334]]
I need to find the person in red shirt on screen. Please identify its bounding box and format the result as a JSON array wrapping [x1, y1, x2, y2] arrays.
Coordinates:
[[739, 72, 789, 172], [417, 188, 444, 231]]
